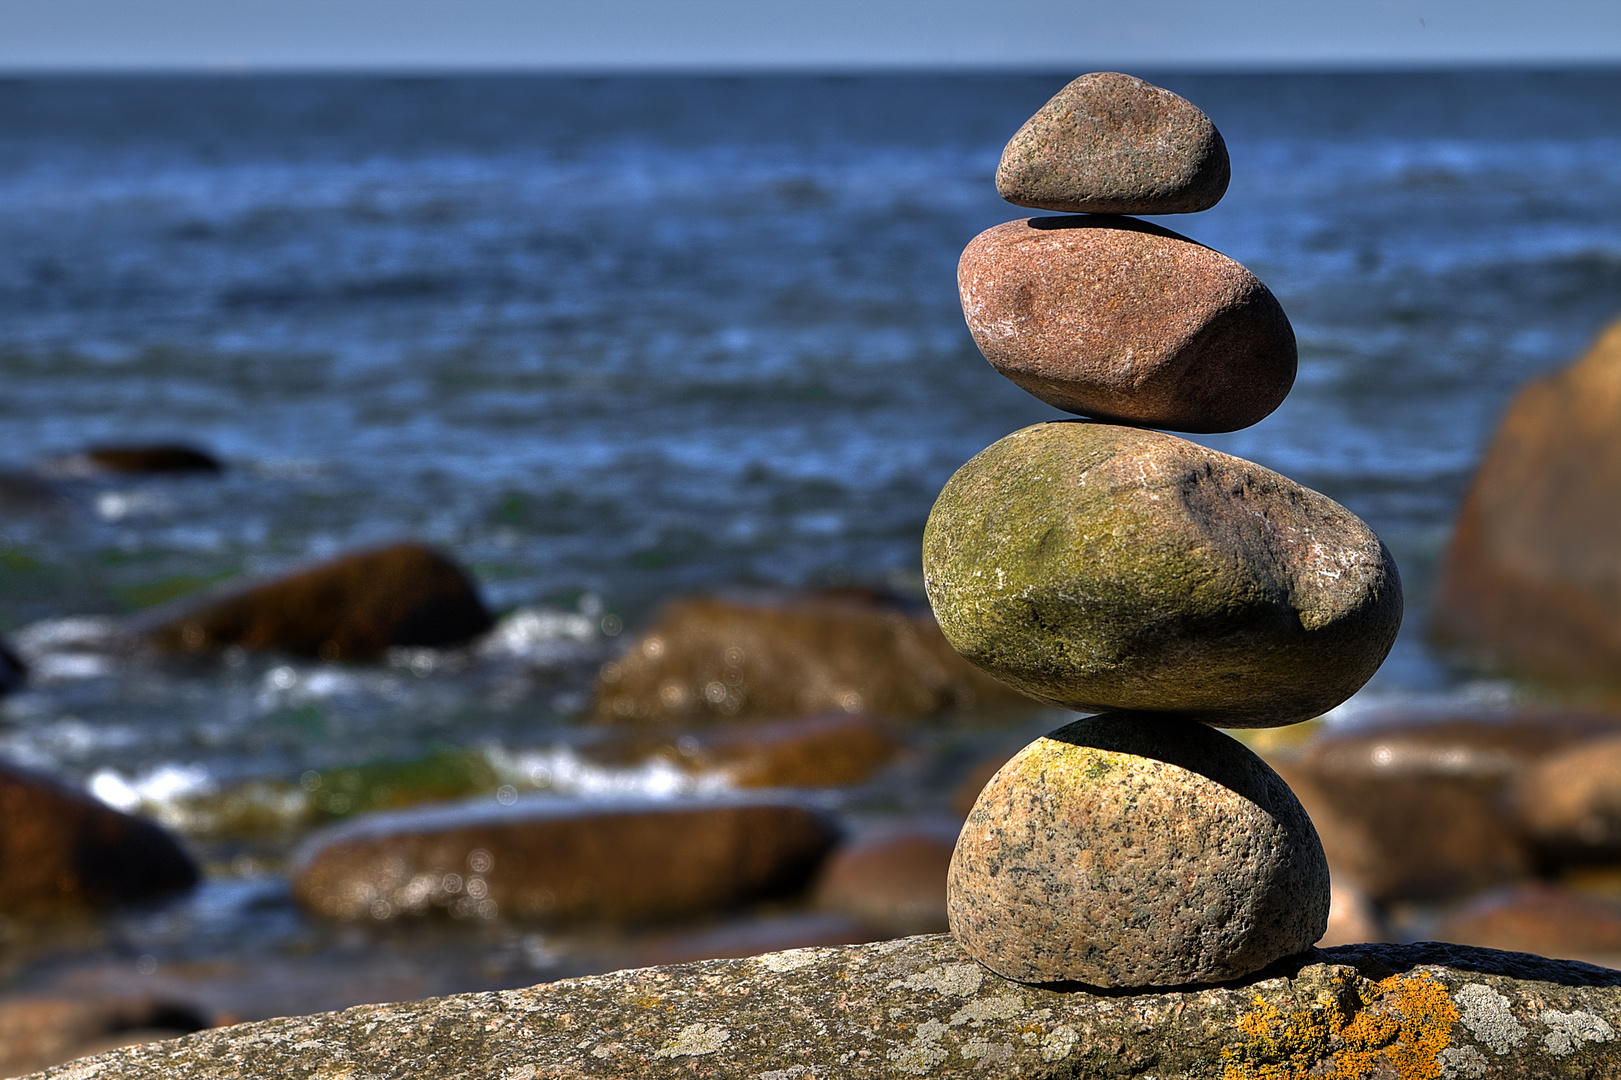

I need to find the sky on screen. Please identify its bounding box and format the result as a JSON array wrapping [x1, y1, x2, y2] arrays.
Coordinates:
[[0, 0, 1618, 73]]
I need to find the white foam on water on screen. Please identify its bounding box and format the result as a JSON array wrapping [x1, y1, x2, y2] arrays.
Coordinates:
[[90, 761, 218, 817], [9, 615, 123, 658], [487, 744, 734, 801]]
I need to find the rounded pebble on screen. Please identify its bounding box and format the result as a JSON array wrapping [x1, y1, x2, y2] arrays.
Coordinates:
[[996, 71, 1230, 215], [923, 421, 1402, 727], [959, 216, 1296, 433], [948, 713, 1330, 987]]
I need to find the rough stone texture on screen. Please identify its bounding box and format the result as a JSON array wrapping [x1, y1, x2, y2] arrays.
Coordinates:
[[150, 543, 494, 661], [1438, 884, 1621, 971], [590, 591, 1031, 725], [1434, 315, 1621, 684], [996, 71, 1231, 215], [291, 794, 839, 923], [959, 217, 1296, 432], [949, 714, 1329, 987], [0, 762, 197, 917], [813, 821, 958, 935], [923, 422, 1402, 726], [32, 935, 1621, 1080], [1517, 734, 1621, 863], [1269, 711, 1621, 902]]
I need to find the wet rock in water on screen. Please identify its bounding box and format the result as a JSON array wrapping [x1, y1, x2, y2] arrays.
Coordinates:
[[82, 444, 223, 474], [959, 217, 1295, 432], [996, 71, 1230, 215], [1266, 711, 1621, 902], [590, 591, 1030, 725], [0, 640, 25, 695], [291, 794, 839, 923], [1434, 316, 1621, 684], [0, 763, 197, 916], [688, 712, 902, 788], [41, 935, 1621, 1080], [1437, 883, 1621, 969], [149, 542, 494, 661], [812, 821, 958, 935], [923, 422, 1402, 727], [950, 714, 1328, 987], [1319, 880, 1387, 947], [0, 996, 212, 1077], [1517, 735, 1621, 863]]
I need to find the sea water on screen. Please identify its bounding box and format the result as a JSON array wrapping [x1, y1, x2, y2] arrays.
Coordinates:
[[1, 71, 1619, 1010]]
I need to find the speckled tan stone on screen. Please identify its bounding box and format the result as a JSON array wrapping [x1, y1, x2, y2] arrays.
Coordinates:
[[996, 72, 1230, 215], [923, 421, 1402, 727], [948, 713, 1330, 987], [958, 216, 1296, 433]]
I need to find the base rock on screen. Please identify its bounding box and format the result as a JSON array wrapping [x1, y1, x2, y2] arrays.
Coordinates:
[[33, 935, 1621, 1079]]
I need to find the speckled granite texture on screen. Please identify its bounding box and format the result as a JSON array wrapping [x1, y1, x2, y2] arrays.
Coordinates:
[[33, 935, 1620, 1079]]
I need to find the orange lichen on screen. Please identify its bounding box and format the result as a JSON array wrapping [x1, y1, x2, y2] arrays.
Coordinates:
[[1221, 972, 1460, 1080]]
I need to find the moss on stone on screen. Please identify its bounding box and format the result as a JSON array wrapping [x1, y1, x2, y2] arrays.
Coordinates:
[[922, 422, 1403, 726]]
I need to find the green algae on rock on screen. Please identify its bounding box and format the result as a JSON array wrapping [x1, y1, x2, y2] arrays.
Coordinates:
[[949, 714, 1328, 987], [922, 422, 1403, 727], [996, 71, 1231, 215], [30, 935, 1621, 1079]]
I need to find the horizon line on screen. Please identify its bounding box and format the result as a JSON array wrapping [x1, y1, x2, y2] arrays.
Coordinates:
[[4, 59, 1621, 78]]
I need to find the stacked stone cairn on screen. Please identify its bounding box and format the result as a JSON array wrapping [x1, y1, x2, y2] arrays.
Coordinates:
[[925, 73, 1404, 989]]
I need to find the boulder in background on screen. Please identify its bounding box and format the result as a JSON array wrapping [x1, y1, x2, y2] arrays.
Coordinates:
[[590, 591, 1030, 725], [291, 795, 839, 924], [1434, 316, 1621, 683], [0, 763, 198, 917], [150, 543, 494, 661]]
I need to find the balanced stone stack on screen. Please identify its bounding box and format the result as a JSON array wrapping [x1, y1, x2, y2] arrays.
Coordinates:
[[926, 73, 1404, 988]]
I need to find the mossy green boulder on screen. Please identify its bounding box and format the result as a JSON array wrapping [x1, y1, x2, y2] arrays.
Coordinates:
[[922, 422, 1402, 727]]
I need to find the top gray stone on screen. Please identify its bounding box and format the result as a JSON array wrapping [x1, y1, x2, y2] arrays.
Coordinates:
[[30, 935, 1621, 1079], [996, 72, 1230, 215]]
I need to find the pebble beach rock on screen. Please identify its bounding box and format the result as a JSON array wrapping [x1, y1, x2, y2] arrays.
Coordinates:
[[150, 542, 494, 661], [949, 714, 1328, 986], [0, 763, 198, 916], [959, 216, 1296, 432], [1517, 734, 1621, 862], [590, 591, 1029, 725], [36, 935, 1621, 1080], [923, 422, 1402, 726], [291, 794, 838, 923], [996, 71, 1230, 215]]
